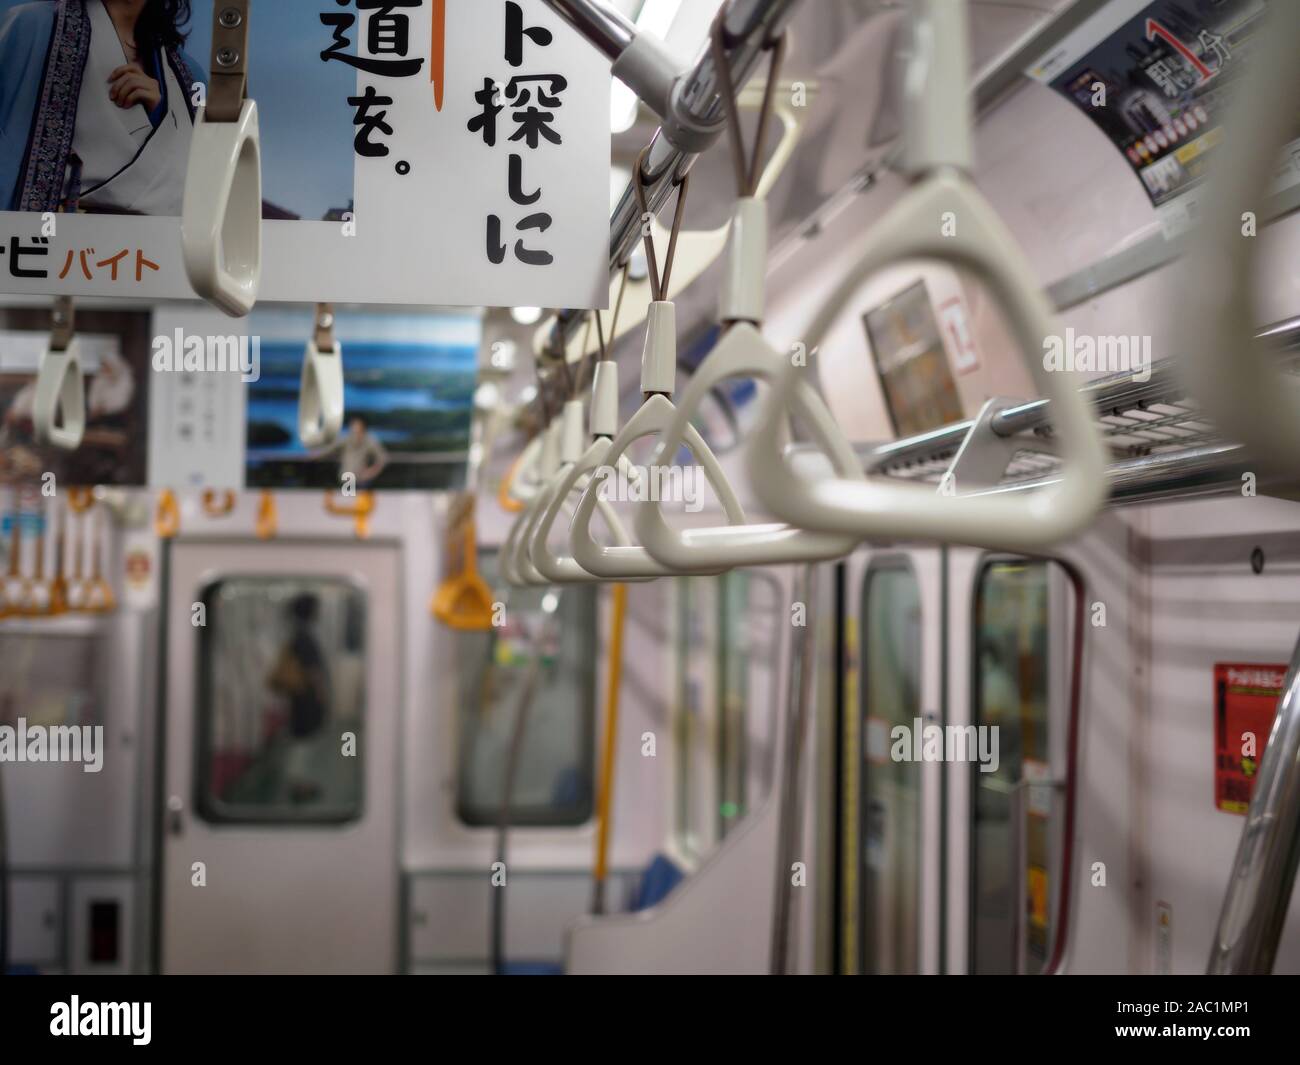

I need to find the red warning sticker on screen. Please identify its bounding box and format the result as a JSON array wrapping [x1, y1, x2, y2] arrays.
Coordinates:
[[1214, 663, 1288, 815]]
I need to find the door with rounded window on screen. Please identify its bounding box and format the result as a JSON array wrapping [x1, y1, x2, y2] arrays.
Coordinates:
[[161, 539, 401, 974]]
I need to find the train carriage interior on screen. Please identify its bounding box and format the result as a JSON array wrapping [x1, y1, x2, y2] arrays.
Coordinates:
[[1, 0, 1300, 980]]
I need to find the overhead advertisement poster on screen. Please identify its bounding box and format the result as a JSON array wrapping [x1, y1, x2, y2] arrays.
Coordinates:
[[0, 0, 610, 308], [1213, 662, 1286, 815], [1025, 0, 1299, 236], [148, 307, 479, 491]]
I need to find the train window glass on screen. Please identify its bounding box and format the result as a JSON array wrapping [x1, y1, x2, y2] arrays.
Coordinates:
[[860, 561, 922, 974], [0, 632, 105, 733], [196, 577, 366, 824], [971, 560, 1068, 974], [717, 572, 750, 840], [675, 571, 782, 860], [674, 576, 713, 860], [455, 552, 595, 827]]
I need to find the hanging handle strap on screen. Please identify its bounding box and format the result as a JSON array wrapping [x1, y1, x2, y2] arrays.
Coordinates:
[[710, 15, 787, 200], [300, 303, 345, 446], [742, 0, 1107, 551], [255, 489, 278, 539], [323, 490, 375, 539], [208, 1, 250, 122], [181, 1, 261, 316], [33, 297, 86, 451], [1180, 2, 1300, 471], [632, 145, 690, 307], [201, 489, 237, 517], [155, 489, 181, 539]]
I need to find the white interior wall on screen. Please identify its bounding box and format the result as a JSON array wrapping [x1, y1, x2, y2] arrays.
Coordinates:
[[138, 490, 669, 880]]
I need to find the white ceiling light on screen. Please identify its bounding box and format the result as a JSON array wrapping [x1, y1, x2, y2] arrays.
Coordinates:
[[610, 0, 684, 133], [510, 306, 543, 325]]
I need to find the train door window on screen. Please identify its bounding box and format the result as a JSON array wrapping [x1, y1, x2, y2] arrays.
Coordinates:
[[860, 561, 923, 974], [455, 552, 596, 826], [674, 576, 716, 860], [717, 571, 749, 839], [676, 572, 782, 860], [195, 577, 366, 823], [970, 560, 1069, 974]]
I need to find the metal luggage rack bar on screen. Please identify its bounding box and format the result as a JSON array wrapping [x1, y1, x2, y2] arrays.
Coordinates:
[[856, 318, 1300, 506]]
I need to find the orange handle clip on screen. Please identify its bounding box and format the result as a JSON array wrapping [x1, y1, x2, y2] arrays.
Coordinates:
[[155, 490, 181, 539], [256, 490, 278, 540], [201, 489, 237, 518], [324, 490, 375, 539]]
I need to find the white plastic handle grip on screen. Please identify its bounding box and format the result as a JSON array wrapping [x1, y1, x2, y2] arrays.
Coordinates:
[[181, 99, 262, 318], [1179, 2, 1300, 468], [901, 0, 971, 176], [510, 468, 629, 586], [298, 341, 345, 447], [569, 394, 746, 579], [509, 420, 563, 585], [747, 171, 1108, 550], [529, 449, 645, 585], [499, 502, 532, 587], [507, 434, 545, 505], [636, 322, 860, 568], [33, 345, 86, 450]]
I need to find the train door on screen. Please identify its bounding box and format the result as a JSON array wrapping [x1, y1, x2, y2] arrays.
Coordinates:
[[839, 547, 944, 974], [947, 551, 1075, 974], [160, 539, 401, 974]]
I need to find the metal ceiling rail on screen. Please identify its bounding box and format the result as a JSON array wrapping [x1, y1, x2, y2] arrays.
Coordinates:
[[540, 0, 804, 350], [843, 317, 1300, 505]]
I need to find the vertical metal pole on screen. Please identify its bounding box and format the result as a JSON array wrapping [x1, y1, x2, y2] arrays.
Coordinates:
[[771, 564, 817, 974]]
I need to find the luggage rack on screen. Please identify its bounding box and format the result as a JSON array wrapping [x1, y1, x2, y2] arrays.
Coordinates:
[[853, 318, 1300, 506]]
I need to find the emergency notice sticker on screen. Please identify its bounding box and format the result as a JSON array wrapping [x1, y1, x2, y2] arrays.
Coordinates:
[[1214, 663, 1287, 814]]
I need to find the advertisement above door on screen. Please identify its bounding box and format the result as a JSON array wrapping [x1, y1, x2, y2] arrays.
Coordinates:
[[0, 0, 611, 308], [1025, 0, 1300, 237]]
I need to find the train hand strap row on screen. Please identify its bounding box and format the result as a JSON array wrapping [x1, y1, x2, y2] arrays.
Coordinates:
[[745, 0, 1108, 552]]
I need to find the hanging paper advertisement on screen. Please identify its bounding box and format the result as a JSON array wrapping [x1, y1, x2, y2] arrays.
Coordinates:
[[1213, 662, 1286, 815], [148, 306, 479, 490], [0, 311, 152, 487], [0, 0, 610, 308], [1025, 0, 1300, 236]]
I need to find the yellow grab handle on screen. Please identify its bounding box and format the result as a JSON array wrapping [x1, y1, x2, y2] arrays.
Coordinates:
[[155, 490, 180, 539], [66, 487, 95, 513], [202, 488, 237, 517], [497, 450, 528, 514], [592, 583, 628, 911], [256, 490, 278, 540], [431, 510, 495, 631], [324, 490, 375, 539]]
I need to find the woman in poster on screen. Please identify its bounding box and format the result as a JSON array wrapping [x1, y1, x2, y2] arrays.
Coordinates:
[[0, 0, 205, 215]]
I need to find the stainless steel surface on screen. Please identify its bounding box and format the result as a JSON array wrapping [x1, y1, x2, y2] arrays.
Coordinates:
[[544, 0, 805, 348], [1207, 634, 1300, 973], [543, 0, 638, 62]]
